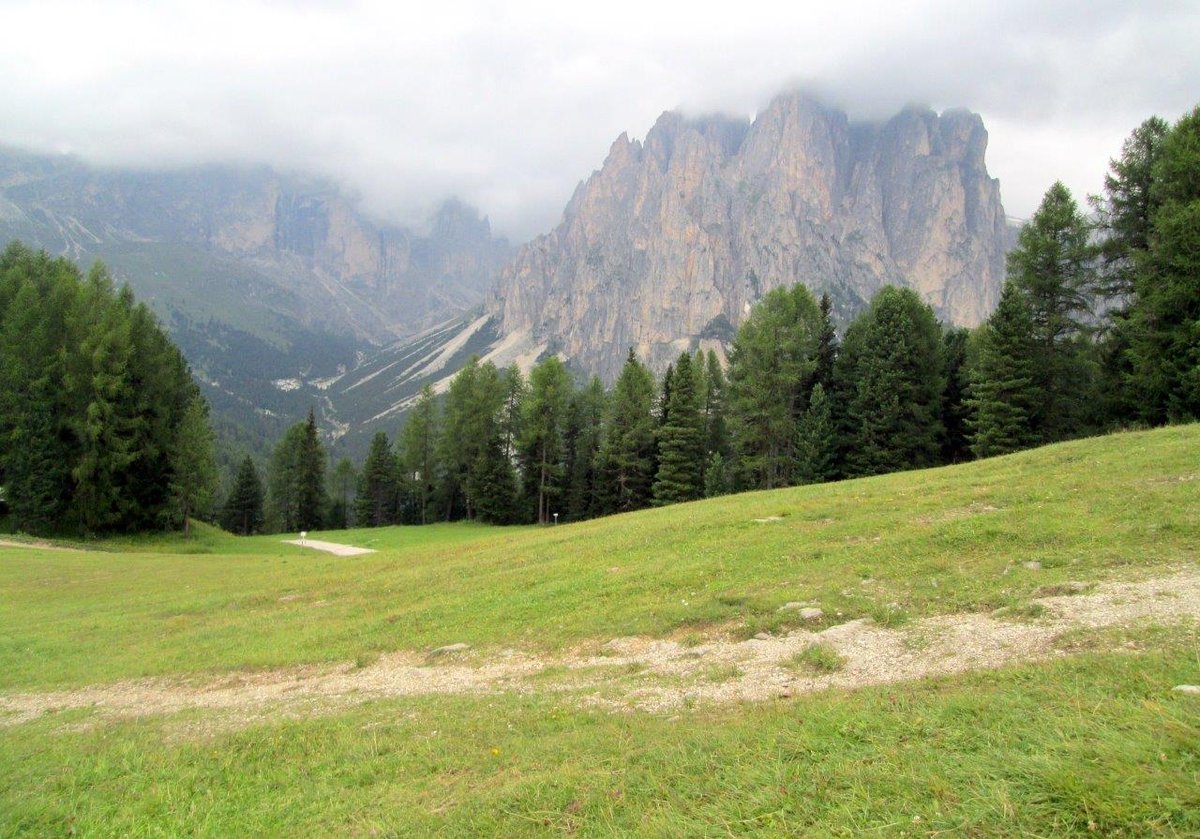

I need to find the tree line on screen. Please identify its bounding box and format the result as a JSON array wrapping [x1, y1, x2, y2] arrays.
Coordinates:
[[0, 242, 217, 537], [8, 101, 1191, 539], [225, 102, 1197, 534]]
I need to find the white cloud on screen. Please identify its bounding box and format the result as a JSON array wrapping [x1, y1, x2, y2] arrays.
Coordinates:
[[0, 0, 1196, 238]]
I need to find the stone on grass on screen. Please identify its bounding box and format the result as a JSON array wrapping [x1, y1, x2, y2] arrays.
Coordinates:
[[799, 607, 824, 621], [430, 642, 470, 656], [1173, 685, 1200, 695], [777, 601, 808, 612], [1023, 561, 1042, 571]]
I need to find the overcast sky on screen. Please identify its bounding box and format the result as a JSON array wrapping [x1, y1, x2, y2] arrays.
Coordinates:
[[1, 0, 1196, 240]]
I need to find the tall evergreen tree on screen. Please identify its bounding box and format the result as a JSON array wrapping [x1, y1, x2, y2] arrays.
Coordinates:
[[966, 282, 1039, 458], [1125, 105, 1200, 422], [329, 457, 358, 529], [702, 349, 731, 462], [355, 431, 399, 527], [1007, 182, 1097, 441], [268, 423, 307, 533], [652, 352, 705, 504], [221, 456, 265, 536], [295, 409, 326, 531], [169, 393, 218, 537], [500, 363, 527, 460], [469, 431, 519, 524], [727, 284, 823, 489], [940, 327, 973, 464], [398, 385, 438, 524], [795, 382, 836, 484], [841, 287, 945, 477], [564, 376, 607, 521], [595, 349, 657, 514], [519, 357, 573, 524]]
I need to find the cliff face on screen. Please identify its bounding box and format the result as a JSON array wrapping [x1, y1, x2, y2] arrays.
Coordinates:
[[0, 152, 511, 341], [487, 92, 1009, 379]]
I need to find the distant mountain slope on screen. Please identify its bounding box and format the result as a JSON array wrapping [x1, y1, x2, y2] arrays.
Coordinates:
[[0, 147, 513, 454], [488, 92, 1012, 379]]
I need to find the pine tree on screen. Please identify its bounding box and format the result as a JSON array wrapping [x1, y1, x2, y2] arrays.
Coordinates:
[[398, 385, 438, 524], [703, 451, 731, 498], [1008, 182, 1097, 441], [595, 349, 657, 514], [966, 282, 1039, 458], [815, 292, 839, 392], [519, 357, 572, 524], [652, 352, 705, 504], [564, 376, 607, 521], [702, 349, 730, 462], [795, 383, 836, 484], [469, 431, 519, 524], [268, 423, 307, 533], [329, 457, 358, 529], [727, 285, 823, 489], [355, 431, 399, 527], [169, 393, 218, 537], [295, 409, 326, 531], [1126, 105, 1200, 422], [221, 456, 265, 536], [842, 287, 945, 477], [940, 327, 973, 463]]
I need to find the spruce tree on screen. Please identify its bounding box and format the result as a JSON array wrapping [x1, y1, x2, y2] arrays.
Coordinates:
[[330, 457, 358, 529], [169, 393, 218, 537], [469, 431, 519, 524], [595, 349, 657, 514], [398, 385, 438, 524], [1008, 182, 1097, 441], [295, 409, 326, 531], [1126, 105, 1200, 422], [795, 382, 836, 484], [727, 285, 823, 489], [268, 423, 307, 532], [842, 287, 945, 477], [519, 357, 572, 524], [652, 352, 705, 504], [702, 349, 731, 462], [940, 327, 973, 464], [966, 282, 1039, 458], [355, 431, 399, 527], [564, 376, 607, 521], [221, 456, 265, 536]]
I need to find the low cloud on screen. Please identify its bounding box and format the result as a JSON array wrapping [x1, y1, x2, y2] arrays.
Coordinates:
[[0, 0, 1196, 239]]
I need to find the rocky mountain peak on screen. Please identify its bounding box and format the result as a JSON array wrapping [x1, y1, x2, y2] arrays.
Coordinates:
[[487, 91, 1011, 381]]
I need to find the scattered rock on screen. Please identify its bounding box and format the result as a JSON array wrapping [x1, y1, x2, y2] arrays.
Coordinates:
[[777, 601, 808, 612], [1173, 685, 1200, 695], [429, 643, 470, 656], [753, 632, 772, 641], [753, 516, 784, 523], [799, 607, 824, 621], [1023, 561, 1042, 571]]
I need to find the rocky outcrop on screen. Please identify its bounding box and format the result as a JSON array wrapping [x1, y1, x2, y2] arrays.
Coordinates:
[[0, 151, 511, 341], [487, 92, 1010, 379]]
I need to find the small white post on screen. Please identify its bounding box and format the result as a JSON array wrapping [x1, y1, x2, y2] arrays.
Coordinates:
[[553, 513, 559, 525], [299, 531, 307, 546]]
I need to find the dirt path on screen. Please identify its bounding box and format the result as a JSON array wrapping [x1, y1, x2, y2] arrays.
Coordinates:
[[0, 539, 80, 552], [280, 539, 375, 556], [2, 568, 1197, 730]]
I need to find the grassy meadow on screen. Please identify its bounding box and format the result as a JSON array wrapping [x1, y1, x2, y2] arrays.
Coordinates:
[[1, 425, 1198, 835]]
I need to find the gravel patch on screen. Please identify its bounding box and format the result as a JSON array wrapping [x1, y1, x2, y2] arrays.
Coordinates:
[[3, 567, 1198, 730]]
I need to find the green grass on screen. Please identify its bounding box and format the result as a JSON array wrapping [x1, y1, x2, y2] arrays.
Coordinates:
[[1, 425, 1197, 691], [1, 632, 1197, 837], [785, 642, 847, 674], [2, 426, 1199, 836]]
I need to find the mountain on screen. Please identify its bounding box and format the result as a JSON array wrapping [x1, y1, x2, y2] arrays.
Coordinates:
[[0, 147, 513, 455], [486, 92, 1012, 379]]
